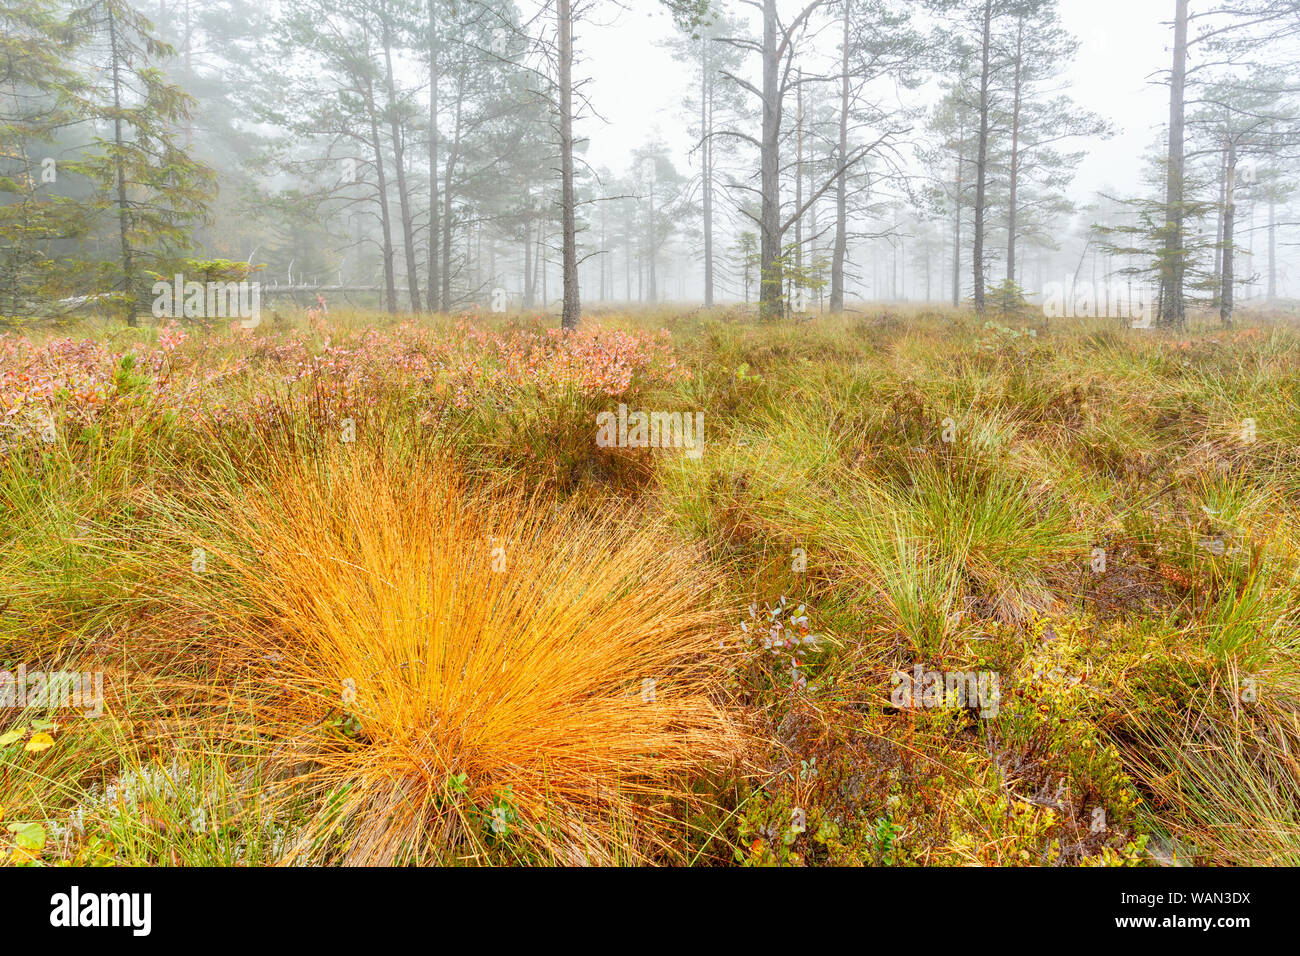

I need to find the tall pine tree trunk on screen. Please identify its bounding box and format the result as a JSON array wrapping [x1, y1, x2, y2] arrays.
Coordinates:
[[1213, 148, 1226, 305], [1005, 17, 1024, 285], [382, 14, 422, 314], [830, 0, 850, 313], [701, 38, 715, 307], [440, 77, 462, 313], [1268, 192, 1277, 299], [427, 0, 439, 312], [758, 0, 783, 318], [952, 150, 963, 307], [522, 210, 533, 309], [795, 68, 804, 304], [558, 0, 581, 329], [364, 73, 398, 314], [1220, 142, 1236, 328], [972, 0, 993, 315], [108, 8, 136, 325], [1160, 0, 1189, 327]]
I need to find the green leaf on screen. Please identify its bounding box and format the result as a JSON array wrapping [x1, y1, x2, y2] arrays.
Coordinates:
[[7, 821, 46, 852]]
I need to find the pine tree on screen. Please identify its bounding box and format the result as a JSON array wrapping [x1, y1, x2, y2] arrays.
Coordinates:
[[0, 0, 87, 314], [66, 0, 214, 324]]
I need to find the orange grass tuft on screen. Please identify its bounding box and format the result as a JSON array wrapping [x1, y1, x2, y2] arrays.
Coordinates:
[[196, 447, 746, 864]]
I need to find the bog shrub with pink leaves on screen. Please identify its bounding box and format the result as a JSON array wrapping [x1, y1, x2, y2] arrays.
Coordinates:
[[0, 319, 689, 493]]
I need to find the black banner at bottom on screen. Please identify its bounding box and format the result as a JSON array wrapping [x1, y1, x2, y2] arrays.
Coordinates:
[[0, 864, 1270, 943]]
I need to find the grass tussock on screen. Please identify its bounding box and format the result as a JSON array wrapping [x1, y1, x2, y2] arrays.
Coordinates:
[[190, 446, 746, 865]]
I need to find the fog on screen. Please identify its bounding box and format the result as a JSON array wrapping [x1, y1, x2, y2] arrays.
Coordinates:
[[4, 0, 1299, 321]]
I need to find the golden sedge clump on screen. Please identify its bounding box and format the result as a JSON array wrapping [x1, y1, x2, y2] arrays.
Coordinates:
[[203, 448, 745, 864]]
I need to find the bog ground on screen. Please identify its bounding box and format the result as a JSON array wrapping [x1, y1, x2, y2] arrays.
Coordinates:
[[1, 305, 1298, 866]]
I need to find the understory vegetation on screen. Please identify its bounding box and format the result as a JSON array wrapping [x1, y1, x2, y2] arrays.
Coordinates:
[[2, 305, 1299, 866]]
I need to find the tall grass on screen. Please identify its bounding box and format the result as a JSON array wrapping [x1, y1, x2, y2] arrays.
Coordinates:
[[7, 306, 1300, 867]]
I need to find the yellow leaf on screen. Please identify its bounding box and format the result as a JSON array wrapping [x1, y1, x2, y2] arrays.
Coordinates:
[[24, 733, 54, 753], [9, 845, 38, 865], [0, 729, 25, 747]]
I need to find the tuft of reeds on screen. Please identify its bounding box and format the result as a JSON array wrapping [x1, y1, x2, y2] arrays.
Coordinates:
[[190, 445, 746, 865]]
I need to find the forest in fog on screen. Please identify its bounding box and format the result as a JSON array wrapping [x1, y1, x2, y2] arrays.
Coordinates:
[[4, 0, 1300, 327]]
